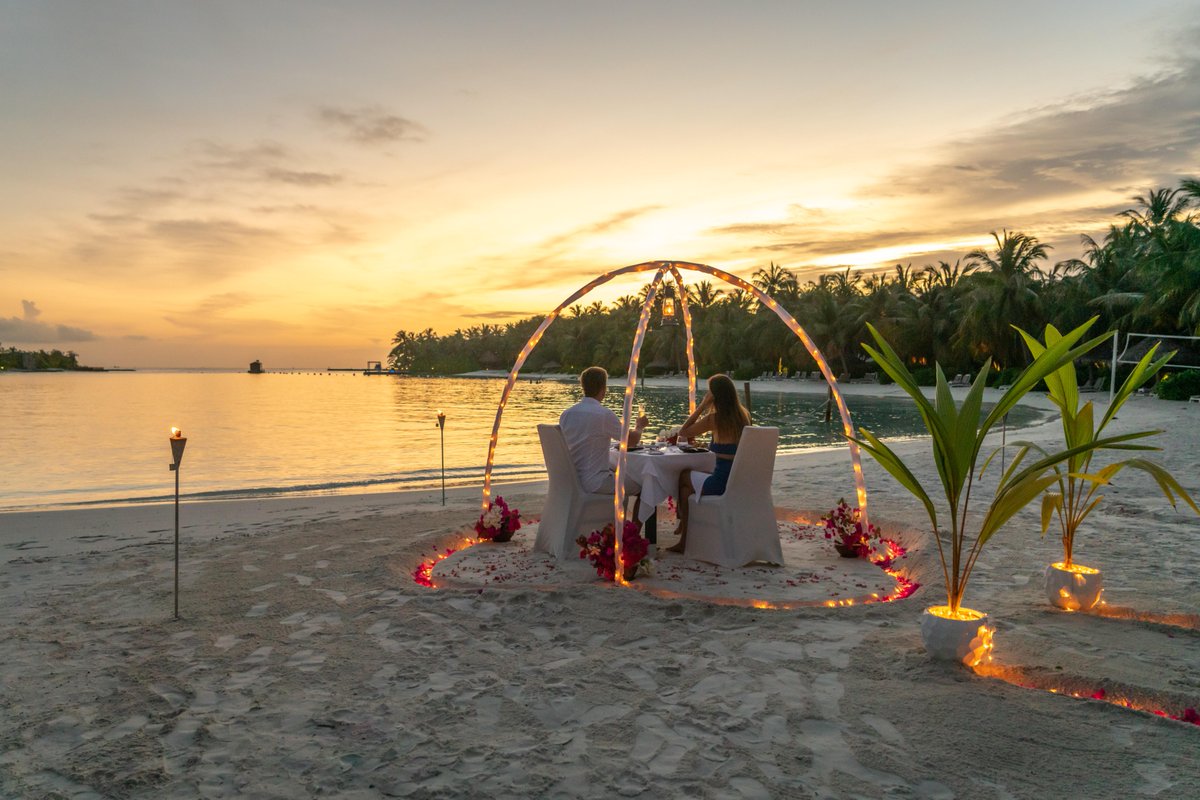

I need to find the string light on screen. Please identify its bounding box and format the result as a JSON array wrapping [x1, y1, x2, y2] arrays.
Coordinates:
[[614, 267, 669, 581], [669, 265, 697, 412], [480, 259, 870, 531]]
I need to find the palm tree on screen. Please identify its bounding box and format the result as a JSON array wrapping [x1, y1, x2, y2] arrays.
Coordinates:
[[1057, 229, 1141, 334], [690, 281, 724, 310], [752, 262, 799, 301], [891, 263, 917, 296], [961, 230, 1050, 367], [820, 267, 862, 301], [1120, 187, 1192, 233]]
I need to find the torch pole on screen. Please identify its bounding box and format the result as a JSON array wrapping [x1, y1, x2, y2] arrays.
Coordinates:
[[436, 410, 446, 506], [168, 429, 186, 621], [174, 464, 180, 620]]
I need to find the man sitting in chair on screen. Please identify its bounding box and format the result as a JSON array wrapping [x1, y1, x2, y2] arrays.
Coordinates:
[[560, 366, 648, 520]]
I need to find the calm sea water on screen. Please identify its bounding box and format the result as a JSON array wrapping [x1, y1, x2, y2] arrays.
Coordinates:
[[0, 372, 1041, 511]]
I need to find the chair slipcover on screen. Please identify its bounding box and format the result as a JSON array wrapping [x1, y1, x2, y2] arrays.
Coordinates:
[[535, 424, 615, 560], [684, 426, 783, 568]]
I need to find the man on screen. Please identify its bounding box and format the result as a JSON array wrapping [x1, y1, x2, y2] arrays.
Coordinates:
[[559, 366, 647, 509]]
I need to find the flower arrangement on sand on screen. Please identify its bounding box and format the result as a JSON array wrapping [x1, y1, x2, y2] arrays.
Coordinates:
[[475, 496, 521, 542], [820, 498, 879, 557], [577, 520, 653, 581]]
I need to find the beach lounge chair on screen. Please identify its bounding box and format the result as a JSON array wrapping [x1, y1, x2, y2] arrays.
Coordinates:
[[684, 426, 783, 568], [1190, 395, 1200, 404], [535, 424, 614, 560]]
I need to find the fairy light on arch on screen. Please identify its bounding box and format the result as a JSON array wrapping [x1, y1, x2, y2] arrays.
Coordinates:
[[480, 260, 870, 539], [612, 266, 671, 581], [668, 264, 698, 413]]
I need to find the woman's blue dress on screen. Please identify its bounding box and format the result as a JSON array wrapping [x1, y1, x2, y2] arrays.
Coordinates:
[[701, 442, 737, 496]]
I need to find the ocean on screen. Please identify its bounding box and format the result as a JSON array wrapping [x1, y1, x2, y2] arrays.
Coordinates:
[[0, 371, 1041, 511]]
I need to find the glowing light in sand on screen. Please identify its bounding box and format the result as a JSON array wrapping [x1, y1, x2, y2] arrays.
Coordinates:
[[412, 513, 919, 615], [480, 261, 870, 556], [973, 662, 1200, 728]]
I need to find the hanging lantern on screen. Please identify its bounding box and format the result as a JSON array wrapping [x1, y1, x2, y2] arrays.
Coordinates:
[[661, 295, 677, 326]]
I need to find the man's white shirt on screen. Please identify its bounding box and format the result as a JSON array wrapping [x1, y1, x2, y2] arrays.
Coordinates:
[[558, 397, 622, 493]]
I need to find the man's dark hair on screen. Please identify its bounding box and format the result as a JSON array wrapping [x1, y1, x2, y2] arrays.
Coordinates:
[[580, 366, 608, 398]]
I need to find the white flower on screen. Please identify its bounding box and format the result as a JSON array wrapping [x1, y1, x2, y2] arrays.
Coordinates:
[[482, 507, 503, 529]]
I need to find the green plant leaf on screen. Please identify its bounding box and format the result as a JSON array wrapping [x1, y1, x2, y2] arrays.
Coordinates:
[[1098, 346, 1173, 433], [1122, 458, 1200, 514], [984, 318, 1108, 434], [1041, 492, 1062, 534], [1074, 494, 1106, 528], [953, 368, 988, 482], [850, 429, 939, 529], [980, 473, 1061, 545]]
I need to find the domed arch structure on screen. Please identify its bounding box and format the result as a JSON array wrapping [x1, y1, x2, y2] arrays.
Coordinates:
[[481, 260, 869, 578]]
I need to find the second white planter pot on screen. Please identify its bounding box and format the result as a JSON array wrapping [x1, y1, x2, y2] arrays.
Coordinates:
[[920, 606, 995, 666], [1044, 562, 1103, 611]]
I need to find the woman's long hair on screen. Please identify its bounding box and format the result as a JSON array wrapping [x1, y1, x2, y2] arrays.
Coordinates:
[[708, 374, 750, 441]]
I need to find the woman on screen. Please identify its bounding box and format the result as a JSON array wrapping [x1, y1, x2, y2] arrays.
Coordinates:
[[668, 373, 751, 553]]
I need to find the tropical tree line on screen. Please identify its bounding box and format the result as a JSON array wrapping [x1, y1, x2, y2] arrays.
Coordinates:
[[389, 180, 1200, 385], [0, 345, 81, 371]]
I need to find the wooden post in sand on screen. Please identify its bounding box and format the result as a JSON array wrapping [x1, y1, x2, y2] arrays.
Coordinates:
[[743, 381, 753, 421]]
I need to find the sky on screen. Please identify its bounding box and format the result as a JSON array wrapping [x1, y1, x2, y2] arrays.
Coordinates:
[[2, 1, 1199, 368]]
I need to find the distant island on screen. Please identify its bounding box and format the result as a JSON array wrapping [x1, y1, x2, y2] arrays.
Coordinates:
[[0, 346, 126, 372]]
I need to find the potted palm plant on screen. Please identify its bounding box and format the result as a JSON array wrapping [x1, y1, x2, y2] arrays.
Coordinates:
[[1016, 324, 1199, 611], [852, 319, 1134, 665]]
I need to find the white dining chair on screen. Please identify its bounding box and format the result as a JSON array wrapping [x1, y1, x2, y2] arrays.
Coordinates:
[[535, 424, 615, 560], [684, 426, 783, 568]]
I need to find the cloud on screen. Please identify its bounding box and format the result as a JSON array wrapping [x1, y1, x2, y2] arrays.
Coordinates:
[[162, 293, 293, 335], [317, 105, 426, 145], [703, 54, 1200, 274], [0, 300, 97, 343], [876, 55, 1200, 212], [537, 205, 664, 253], [146, 218, 280, 252], [189, 141, 345, 187], [462, 309, 533, 319], [262, 168, 342, 186]]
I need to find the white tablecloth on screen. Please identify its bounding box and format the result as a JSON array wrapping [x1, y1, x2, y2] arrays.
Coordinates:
[[610, 445, 717, 522]]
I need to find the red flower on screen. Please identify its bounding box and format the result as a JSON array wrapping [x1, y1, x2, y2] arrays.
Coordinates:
[[577, 520, 646, 581], [819, 498, 880, 557], [476, 496, 521, 540]]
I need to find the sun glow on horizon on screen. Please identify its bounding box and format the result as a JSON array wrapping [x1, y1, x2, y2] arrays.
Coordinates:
[[2, 2, 1196, 365]]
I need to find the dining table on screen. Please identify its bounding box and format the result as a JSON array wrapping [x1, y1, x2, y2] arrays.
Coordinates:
[[609, 443, 717, 545]]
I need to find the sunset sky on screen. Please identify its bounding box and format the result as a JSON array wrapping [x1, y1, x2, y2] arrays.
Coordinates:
[[3, 1, 1199, 368]]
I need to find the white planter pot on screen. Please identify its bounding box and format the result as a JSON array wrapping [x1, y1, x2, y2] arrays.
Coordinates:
[[920, 606, 995, 666], [1044, 562, 1103, 611]]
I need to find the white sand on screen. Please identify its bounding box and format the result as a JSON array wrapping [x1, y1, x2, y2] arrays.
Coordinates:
[[2, 389, 1199, 798]]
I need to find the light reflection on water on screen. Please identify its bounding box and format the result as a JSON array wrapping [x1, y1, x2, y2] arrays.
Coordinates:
[[0, 372, 1042, 510]]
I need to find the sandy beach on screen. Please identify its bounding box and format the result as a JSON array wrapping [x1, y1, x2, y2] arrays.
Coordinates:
[[2, 383, 1199, 798]]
